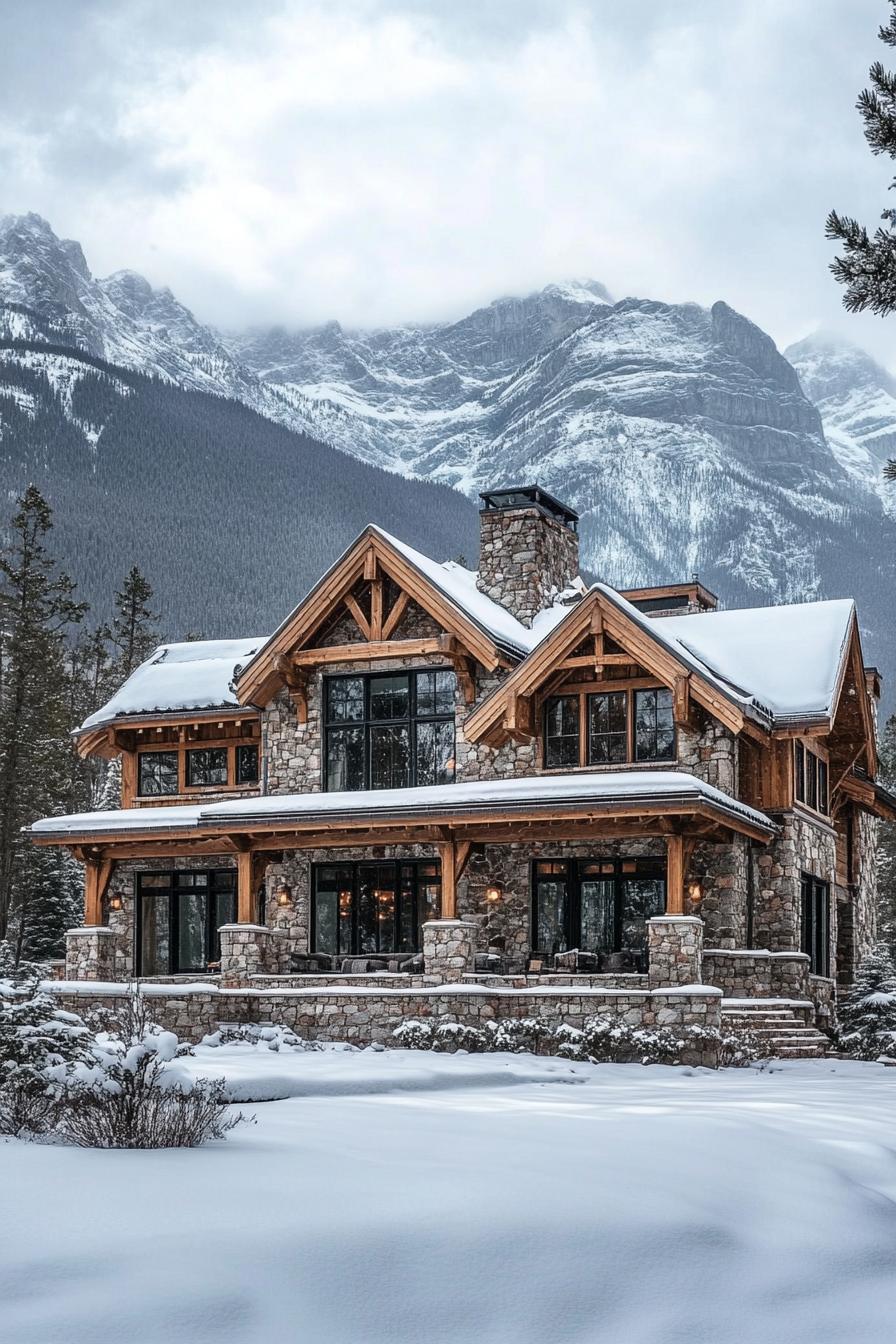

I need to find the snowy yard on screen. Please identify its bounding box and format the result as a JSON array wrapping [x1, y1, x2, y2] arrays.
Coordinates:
[[2, 1050, 896, 1344]]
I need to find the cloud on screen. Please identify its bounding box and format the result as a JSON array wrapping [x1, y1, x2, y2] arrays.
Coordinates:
[[1, 0, 895, 364]]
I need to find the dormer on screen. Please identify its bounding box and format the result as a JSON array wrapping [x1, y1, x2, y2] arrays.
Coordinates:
[[619, 580, 718, 618]]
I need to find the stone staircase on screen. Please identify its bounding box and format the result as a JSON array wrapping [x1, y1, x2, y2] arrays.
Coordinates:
[[720, 999, 830, 1059]]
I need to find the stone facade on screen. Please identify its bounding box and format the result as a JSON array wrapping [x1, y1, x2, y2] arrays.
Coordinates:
[[753, 810, 836, 955], [219, 924, 290, 985], [477, 505, 579, 625], [648, 917, 704, 988], [422, 919, 477, 981], [64, 927, 117, 981]]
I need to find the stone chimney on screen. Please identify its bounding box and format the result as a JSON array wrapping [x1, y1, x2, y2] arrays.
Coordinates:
[[477, 485, 580, 625]]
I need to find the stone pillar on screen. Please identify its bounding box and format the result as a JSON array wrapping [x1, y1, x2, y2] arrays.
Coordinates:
[[768, 952, 810, 1001], [648, 916, 704, 988], [422, 919, 477, 982], [65, 926, 117, 981], [219, 924, 282, 986]]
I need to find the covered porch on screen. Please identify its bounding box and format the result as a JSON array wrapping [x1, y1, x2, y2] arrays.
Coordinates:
[[32, 772, 777, 991]]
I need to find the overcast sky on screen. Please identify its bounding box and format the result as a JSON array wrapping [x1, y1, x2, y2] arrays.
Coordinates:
[[3, 0, 896, 362]]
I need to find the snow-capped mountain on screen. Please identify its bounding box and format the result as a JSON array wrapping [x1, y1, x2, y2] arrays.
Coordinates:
[[2, 212, 896, 701], [786, 331, 896, 513]]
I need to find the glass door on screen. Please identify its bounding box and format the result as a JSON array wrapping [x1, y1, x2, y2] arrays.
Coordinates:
[[578, 863, 616, 956]]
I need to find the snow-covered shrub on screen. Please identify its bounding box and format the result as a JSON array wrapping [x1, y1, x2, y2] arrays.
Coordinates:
[[0, 939, 50, 987], [485, 1018, 551, 1054], [201, 1023, 322, 1052], [59, 996, 248, 1149], [0, 963, 92, 1136], [432, 1021, 488, 1053], [836, 943, 896, 1060], [392, 1019, 436, 1049], [692, 1026, 763, 1068]]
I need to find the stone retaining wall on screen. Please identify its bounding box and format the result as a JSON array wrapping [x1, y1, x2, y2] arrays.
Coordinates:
[[48, 983, 723, 1064]]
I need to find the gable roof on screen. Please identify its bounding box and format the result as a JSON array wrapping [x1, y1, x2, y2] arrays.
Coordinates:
[[235, 524, 572, 705], [465, 584, 864, 745], [77, 638, 267, 735]]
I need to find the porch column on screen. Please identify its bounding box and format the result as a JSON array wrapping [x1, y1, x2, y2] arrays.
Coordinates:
[[665, 835, 686, 915], [81, 855, 116, 926], [436, 837, 472, 920], [236, 848, 254, 923]]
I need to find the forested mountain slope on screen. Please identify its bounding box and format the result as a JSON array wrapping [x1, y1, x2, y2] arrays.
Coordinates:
[[0, 339, 478, 636]]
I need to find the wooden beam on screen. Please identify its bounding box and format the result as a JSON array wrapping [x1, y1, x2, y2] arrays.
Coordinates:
[[291, 638, 447, 666], [381, 590, 409, 641], [666, 834, 685, 915], [370, 578, 384, 640], [344, 593, 372, 641], [673, 674, 691, 727], [363, 547, 378, 582], [504, 691, 534, 738], [83, 856, 116, 926], [236, 848, 255, 923], [455, 839, 473, 881], [437, 839, 457, 919]]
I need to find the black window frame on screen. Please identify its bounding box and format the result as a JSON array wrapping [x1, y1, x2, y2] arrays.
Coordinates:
[[800, 873, 830, 977], [310, 860, 442, 956], [185, 746, 228, 788], [793, 741, 829, 816], [135, 868, 237, 975], [137, 750, 179, 797], [543, 686, 676, 769], [530, 856, 666, 969], [323, 668, 456, 792], [235, 743, 260, 784]]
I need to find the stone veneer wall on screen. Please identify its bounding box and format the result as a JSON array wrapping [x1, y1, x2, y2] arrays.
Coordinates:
[[835, 809, 878, 985], [476, 506, 579, 625], [49, 983, 723, 1064], [752, 810, 836, 955]]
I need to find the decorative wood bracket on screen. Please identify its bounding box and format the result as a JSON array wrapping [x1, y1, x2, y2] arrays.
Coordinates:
[[272, 654, 308, 724]]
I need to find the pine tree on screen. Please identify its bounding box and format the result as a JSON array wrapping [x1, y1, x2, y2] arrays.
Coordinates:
[[110, 566, 159, 678], [0, 487, 86, 948], [837, 941, 896, 1059], [876, 713, 896, 949], [826, 2, 896, 319]]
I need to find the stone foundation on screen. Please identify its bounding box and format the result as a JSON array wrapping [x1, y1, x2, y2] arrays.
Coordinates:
[[422, 919, 477, 981], [703, 948, 810, 1000], [648, 916, 704, 988], [48, 982, 724, 1064], [64, 927, 118, 981]]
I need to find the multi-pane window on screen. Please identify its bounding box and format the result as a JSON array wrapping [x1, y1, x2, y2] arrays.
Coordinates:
[[794, 742, 829, 815], [544, 687, 675, 768], [800, 873, 830, 977], [633, 688, 675, 761], [137, 742, 261, 796], [236, 744, 259, 784], [137, 869, 237, 975], [325, 670, 455, 792], [588, 691, 627, 764], [138, 751, 179, 796], [186, 748, 228, 787], [532, 858, 666, 969], [312, 861, 442, 956]]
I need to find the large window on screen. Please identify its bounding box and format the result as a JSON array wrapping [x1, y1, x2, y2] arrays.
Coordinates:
[[532, 857, 666, 969], [325, 670, 456, 792], [137, 870, 236, 975], [800, 873, 830, 977], [794, 742, 829, 816], [138, 751, 179, 797], [312, 861, 442, 956], [136, 742, 260, 797], [544, 687, 675, 768]]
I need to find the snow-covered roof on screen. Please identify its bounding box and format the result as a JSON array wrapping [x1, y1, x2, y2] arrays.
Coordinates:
[[78, 638, 268, 732], [649, 597, 856, 721], [29, 770, 776, 838]]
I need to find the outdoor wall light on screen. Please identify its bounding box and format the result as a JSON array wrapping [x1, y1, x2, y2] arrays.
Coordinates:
[[108, 893, 123, 912], [687, 882, 702, 903], [485, 883, 503, 903], [275, 884, 292, 907]]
